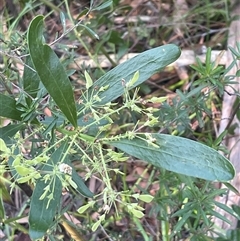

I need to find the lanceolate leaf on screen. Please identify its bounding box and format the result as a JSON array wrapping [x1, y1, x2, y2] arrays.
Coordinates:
[[29, 143, 66, 240], [27, 15, 77, 127], [87, 44, 181, 105], [29, 142, 93, 239], [70, 162, 94, 198], [29, 175, 62, 240], [108, 134, 235, 182]]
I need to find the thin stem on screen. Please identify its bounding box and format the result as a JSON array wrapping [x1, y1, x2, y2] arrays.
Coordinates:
[[98, 143, 111, 189], [60, 133, 78, 163]]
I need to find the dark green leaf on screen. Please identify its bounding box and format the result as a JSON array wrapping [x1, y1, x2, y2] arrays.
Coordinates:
[[29, 176, 62, 240], [0, 123, 25, 144], [88, 44, 181, 105], [0, 94, 24, 120], [172, 211, 192, 234], [68, 161, 93, 198], [29, 141, 92, 239], [29, 142, 68, 239], [27, 15, 77, 127], [108, 134, 235, 181], [23, 56, 40, 105]]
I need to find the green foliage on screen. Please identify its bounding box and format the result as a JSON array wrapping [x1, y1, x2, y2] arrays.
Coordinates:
[[108, 133, 234, 181], [28, 15, 77, 127], [0, 1, 239, 240]]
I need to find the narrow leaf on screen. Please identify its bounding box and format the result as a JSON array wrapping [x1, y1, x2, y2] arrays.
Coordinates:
[[93, 0, 113, 10], [29, 141, 92, 239], [71, 166, 94, 198], [64, 160, 93, 198], [29, 176, 62, 240], [0, 189, 6, 219], [214, 201, 239, 219], [27, 15, 77, 127], [29, 142, 68, 239], [59, 12, 66, 33], [78, 45, 179, 123], [107, 133, 235, 181], [79, 24, 99, 40], [223, 182, 240, 195], [209, 209, 232, 224], [172, 212, 192, 234], [87, 44, 181, 105], [84, 70, 93, 89], [127, 70, 139, 88]]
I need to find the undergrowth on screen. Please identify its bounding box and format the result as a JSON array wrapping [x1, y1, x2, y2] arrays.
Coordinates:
[[0, 1, 239, 241]]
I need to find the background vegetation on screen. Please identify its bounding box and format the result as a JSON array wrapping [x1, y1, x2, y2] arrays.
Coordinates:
[[0, 0, 239, 240]]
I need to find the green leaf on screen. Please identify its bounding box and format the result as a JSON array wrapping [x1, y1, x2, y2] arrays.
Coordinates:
[[59, 12, 66, 33], [93, 0, 112, 10], [71, 169, 93, 198], [108, 133, 235, 181], [92, 219, 101, 232], [0, 124, 25, 144], [138, 194, 154, 203], [66, 161, 93, 198], [232, 205, 240, 218], [236, 69, 240, 77], [131, 209, 144, 218], [0, 94, 24, 120], [29, 141, 92, 239], [209, 209, 232, 225], [23, 56, 40, 105], [0, 190, 6, 219], [0, 181, 12, 206], [214, 201, 239, 219], [223, 182, 240, 195], [29, 176, 62, 240], [126, 70, 139, 88], [84, 70, 93, 89], [172, 211, 192, 234], [77, 203, 91, 214], [79, 24, 99, 40], [29, 142, 68, 240], [27, 15, 77, 127], [87, 44, 181, 105], [0, 138, 10, 154]]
